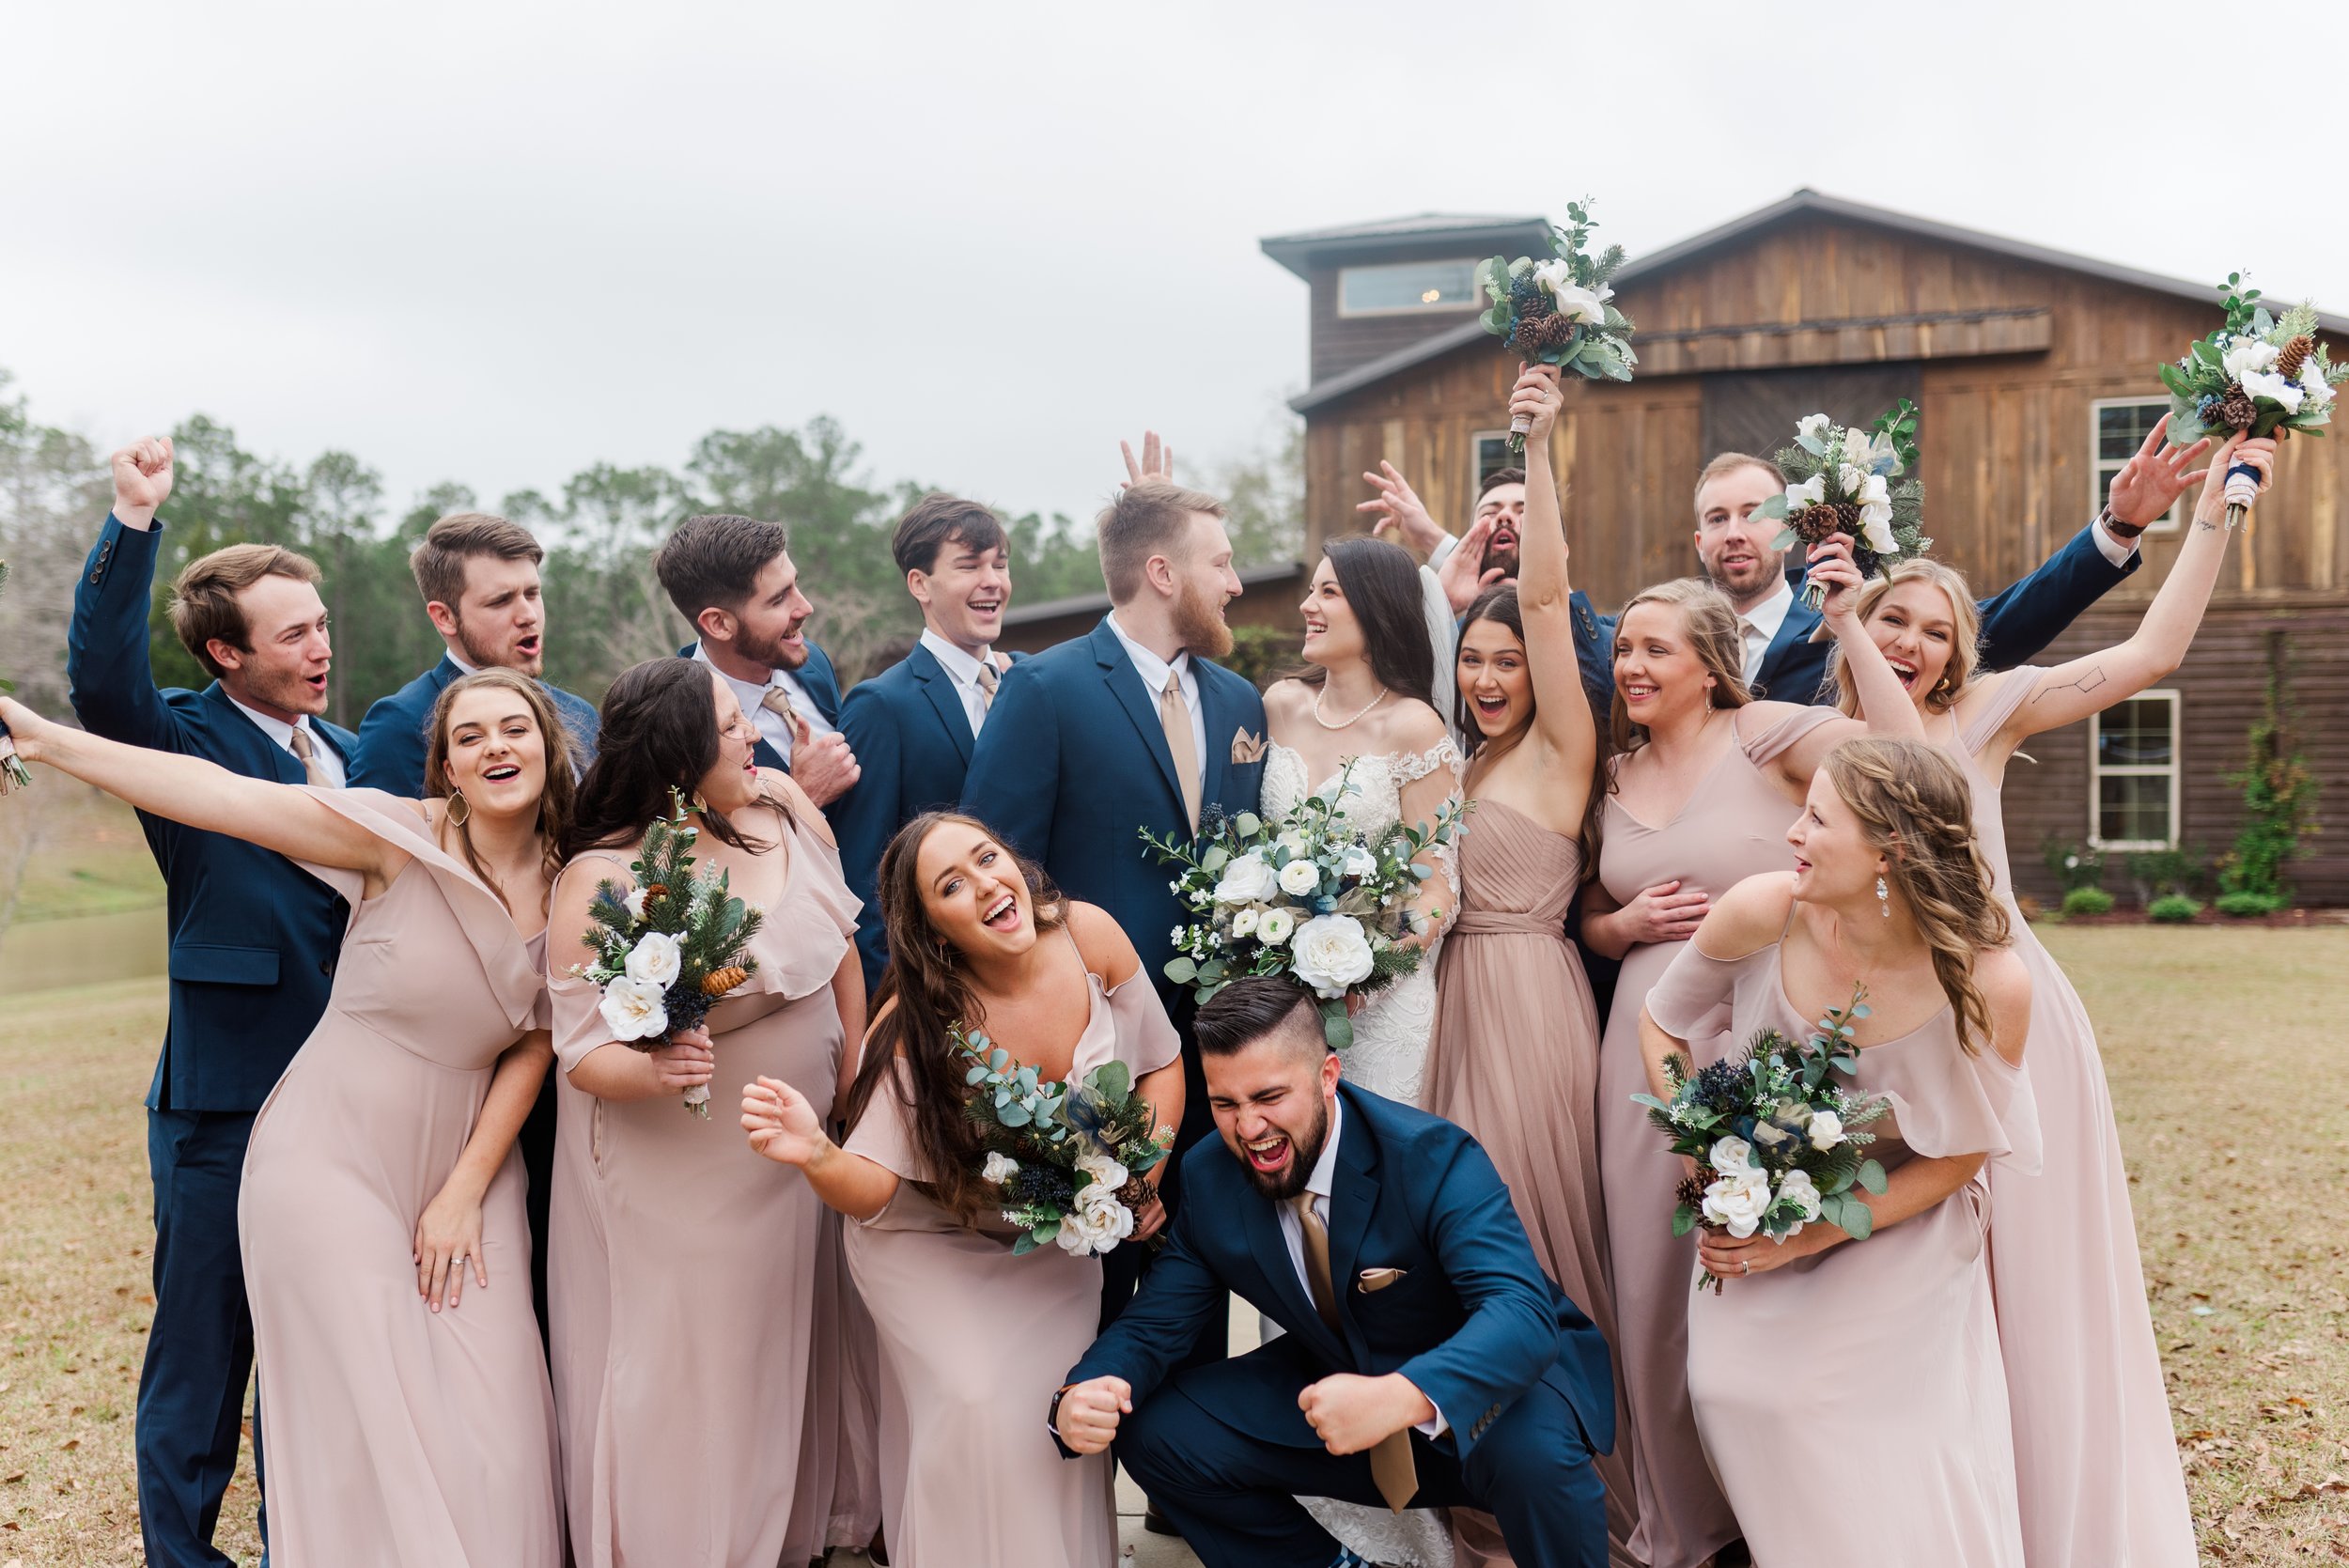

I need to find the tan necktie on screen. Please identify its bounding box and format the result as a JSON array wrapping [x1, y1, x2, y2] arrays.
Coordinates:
[[757, 686, 800, 758], [1159, 672, 1201, 834], [1291, 1193, 1418, 1513], [287, 726, 334, 788], [974, 660, 999, 717]]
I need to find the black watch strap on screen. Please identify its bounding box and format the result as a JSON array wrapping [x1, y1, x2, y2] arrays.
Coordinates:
[[2098, 504, 2147, 540]]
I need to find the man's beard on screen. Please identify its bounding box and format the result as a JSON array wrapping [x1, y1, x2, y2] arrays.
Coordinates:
[[1480, 537, 1521, 581], [1172, 579, 1234, 660], [454, 617, 541, 676], [247, 661, 330, 717], [739, 620, 811, 671], [1237, 1091, 1331, 1202]]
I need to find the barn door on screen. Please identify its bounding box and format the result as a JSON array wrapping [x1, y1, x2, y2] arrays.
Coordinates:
[[1701, 365, 1922, 464]]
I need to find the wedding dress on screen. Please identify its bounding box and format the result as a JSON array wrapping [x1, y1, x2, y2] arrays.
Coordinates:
[[1255, 736, 1463, 1568]]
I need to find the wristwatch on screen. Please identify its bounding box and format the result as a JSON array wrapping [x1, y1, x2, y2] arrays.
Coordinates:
[[1047, 1384, 1071, 1439], [2097, 504, 2147, 541]]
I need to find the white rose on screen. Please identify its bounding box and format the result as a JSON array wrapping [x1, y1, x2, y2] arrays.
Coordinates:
[[1859, 501, 1898, 553], [1075, 1150, 1129, 1195], [1339, 844, 1378, 880], [1837, 463, 1873, 499], [1214, 854, 1279, 907], [1796, 412, 1833, 446], [1278, 859, 1323, 898], [623, 887, 649, 921], [1786, 474, 1827, 509], [982, 1152, 1020, 1186], [1857, 473, 1890, 508], [1776, 1169, 1823, 1223], [2222, 335, 2280, 381], [598, 976, 670, 1042], [1807, 1109, 1845, 1151], [1701, 1171, 1773, 1239], [1708, 1135, 1757, 1177], [1289, 913, 1376, 999], [1055, 1188, 1135, 1255], [623, 930, 682, 987], [2241, 368, 2305, 413], [2300, 355, 2334, 403], [1550, 280, 1611, 325], [1256, 908, 1297, 946], [1230, 907, 1260, 939], [1276, 830, 1310, 856]]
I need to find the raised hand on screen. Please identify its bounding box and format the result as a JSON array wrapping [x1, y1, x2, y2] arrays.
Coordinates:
[[1357, 460, 1446, 554], [740, 1075, 832, 1167], [1804, 533, 1865, 626], [1508, 362, 1563, 448], [788, 713, 861, 807], [1437, 514, 1510, 614], [1052, 1375, 1133, 1455], [1119, 431, 1175, 490], [110, 436, 175, 530], [2107, 413, 2215, 532]]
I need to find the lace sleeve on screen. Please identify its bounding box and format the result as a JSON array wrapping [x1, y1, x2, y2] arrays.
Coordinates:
[[1391, 737, 1464, 786], [1390, 740, 1465, 936]]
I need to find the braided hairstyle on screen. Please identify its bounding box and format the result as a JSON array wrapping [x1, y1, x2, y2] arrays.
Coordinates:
[[1821, 737, 2011, 1055], [1826, 558, 1984, 718]]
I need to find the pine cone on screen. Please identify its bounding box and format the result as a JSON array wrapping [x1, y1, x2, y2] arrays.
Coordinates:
[[1536, 312, 1579, 351], [1508, 278, 1549, 319], [1788, 501, 1859, 544], [643, 883, 669, 903], [2277, 334, 2314, 381], [701, 964, 749, 997], [1509, 315, 1548, 353], [1115, 1176, 1154, 1209], [2217, 382, 2257, 431]]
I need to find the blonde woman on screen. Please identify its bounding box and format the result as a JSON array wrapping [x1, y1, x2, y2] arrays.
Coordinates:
[[1640, 737, 2035, 1566], [1818, 432, 2277, 1568]]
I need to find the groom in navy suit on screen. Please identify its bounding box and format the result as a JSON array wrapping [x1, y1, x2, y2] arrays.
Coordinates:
[[68, 437, 354, 1567], [1053, 977, 1613, 1568]]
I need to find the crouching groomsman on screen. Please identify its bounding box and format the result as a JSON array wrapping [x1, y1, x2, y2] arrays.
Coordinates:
[[831, 494, 1020, 997], [1052, 979, 1615, 1568], [349, 510, 599, 1344], [68, 438, 355, 1567]]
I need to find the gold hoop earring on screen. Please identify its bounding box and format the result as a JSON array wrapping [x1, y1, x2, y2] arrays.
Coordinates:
[[446, 790, 471, 828]]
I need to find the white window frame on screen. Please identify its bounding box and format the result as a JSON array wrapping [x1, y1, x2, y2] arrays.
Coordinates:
[[1472, 431, 1514, 491], [2088, 688, 2181, 851], [1336, 258, 1482, 318], [2089, 397, 2186, 535]]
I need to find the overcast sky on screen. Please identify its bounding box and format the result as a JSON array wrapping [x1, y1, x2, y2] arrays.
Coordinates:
[[7, 1, 2345, 532]]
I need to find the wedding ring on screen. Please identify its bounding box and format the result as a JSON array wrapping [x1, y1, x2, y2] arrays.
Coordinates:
[[1741, 1259, 1750, 1275]]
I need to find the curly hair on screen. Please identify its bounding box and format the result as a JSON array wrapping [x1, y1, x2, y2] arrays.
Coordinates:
[[1827, 558, 1983, 718], [422, 668, 579, 915], [1821, 737, 2011, 1055]]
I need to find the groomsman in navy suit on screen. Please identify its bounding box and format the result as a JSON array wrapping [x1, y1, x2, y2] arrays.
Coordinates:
[[67, 437, 354, 1568], [653, 513, 860, 806], [1052, 978, 1613, 1568], [347, 510, 600, 1343], [831, 494, 1021, 990]]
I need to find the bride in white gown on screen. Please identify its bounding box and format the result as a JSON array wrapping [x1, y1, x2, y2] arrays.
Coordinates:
[[1259, 535, 1463, 1568]]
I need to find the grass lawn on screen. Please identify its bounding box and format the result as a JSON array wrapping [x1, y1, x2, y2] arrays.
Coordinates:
[[0, 927, 2342, 1565], [4, 790, 164, 925]]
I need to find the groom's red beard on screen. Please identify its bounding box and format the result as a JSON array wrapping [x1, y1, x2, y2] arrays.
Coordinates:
[[1173, 579, 1235, 661]]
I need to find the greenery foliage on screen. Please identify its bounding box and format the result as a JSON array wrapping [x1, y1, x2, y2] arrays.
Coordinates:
[[2215, 890, 2284, 919], [2123, 845, 2207, 903], [2061, 886, 2118, 919], [2217, 630, 2319, 908], [2147, 893, 2204, 924], [2042, 835, 2107, 893]]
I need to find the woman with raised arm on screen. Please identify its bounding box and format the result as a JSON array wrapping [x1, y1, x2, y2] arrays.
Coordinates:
[[738, 811, 1184, 1568], [1420, 363, 1636, 1560], [543, 657, 866, 1568], [1818, 432, 2276, 1568], [1, 668, 568, 1565], [1577, 540, 1919, 1568], [1640, 737, 2036, 1566]]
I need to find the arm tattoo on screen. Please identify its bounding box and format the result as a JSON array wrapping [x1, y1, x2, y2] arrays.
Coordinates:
[[2031, 664, 2108, 705]]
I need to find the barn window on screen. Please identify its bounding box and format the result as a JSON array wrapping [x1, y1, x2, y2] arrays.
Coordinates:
[[2089, 691, 2180, 849], [1338, 259, 1479, 317], [2090, 399, 2186, 534], [1473, 431, 1514, 487]]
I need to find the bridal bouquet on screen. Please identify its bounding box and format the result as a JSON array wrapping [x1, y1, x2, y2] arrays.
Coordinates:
[[1750, 400, 1932, 610], [1632, 987, 1891, 1294], [1143, 767, 1468, 1048], [2160, 273, 2342, 527], [0, 563, 31, 794], [571, 791, 763, 1117], [1473, 197, 1637, 451], [960, 1028, 1173, 1257]]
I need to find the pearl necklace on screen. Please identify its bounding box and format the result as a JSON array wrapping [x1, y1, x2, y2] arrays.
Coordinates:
[[1312, 683, 1389, 730]]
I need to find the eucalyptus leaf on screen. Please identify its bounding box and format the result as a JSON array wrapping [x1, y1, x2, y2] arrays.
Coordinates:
[[1857, 1158, 1888, 1196]]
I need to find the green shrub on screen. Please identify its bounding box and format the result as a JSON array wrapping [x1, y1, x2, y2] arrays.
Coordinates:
[[2041, 836, 2105, 893], [2147, 893, 2203, 924], [2123, 845, 2207, 902], [2215, 890, 2284, 919], [2217, 629, 2319, 906], [2061, 887, 2116, 919]]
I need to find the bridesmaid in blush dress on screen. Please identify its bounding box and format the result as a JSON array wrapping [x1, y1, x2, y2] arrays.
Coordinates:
[[1578, 560, 1919, 1568], [544, 660, 865, 1568], [740, 812, 1185, 1568], [1819, 432, 2276, 1568], [0, 670, 571, 1566], [1640, 739, 2036, 1568], [1424, 365, 1635, 1561]]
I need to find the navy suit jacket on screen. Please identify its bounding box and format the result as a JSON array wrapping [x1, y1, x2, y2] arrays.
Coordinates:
[[831, 642, 1028, 990], [66, 515, 357, 1113], [679, 639, 841, 772], [962, 617, 1267, 992], [348, 652, 601, 792], [1066, 1082, 1615, 1461]]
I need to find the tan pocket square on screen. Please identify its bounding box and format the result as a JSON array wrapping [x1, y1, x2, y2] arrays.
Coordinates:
[[1356, 1266, 1407, 1294], [1231, 728, 1266, 765]]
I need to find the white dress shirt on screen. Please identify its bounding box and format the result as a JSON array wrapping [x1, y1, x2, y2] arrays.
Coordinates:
[[1105, 613, 1206, 769], [692, 645, 835, 765], [1736, 580, 1796, 687], [2090, 515, 2140, 567], [919, 627, 998, 737], [227, 696, 346, 787], [1274, 1097, 1448, 1438]]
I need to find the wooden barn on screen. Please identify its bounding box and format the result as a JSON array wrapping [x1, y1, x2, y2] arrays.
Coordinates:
[[1261, 192, 2349, 907]]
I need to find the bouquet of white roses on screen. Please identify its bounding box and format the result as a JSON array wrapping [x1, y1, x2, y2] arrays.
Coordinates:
[[1750, 400, 1931, 611], [570, 791, 762, 1117], [1473, 197, 1637, 452], [2160, 272, 2342, 528], [0, 563, 34, 794], [1632, 986, 1891, 1294], [1143, 765, 1467, 1049], [960, 1027, 1172, 1257]]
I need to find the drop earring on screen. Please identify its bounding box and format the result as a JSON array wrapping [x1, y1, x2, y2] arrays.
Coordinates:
[[446, 790, 471, 828], [1876, 875, 1891, 917]]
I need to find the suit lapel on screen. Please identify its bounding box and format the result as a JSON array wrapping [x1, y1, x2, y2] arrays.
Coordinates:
[[1325, 1089, 1380, 1367], [1758, 598, 1819, 693], [1197, 664, 1236, 813], [1089, 620, 1187, 819], [1241, 1178, 1347, 1361], [908, 644, 973, 765], [203, 685, 306, 784]]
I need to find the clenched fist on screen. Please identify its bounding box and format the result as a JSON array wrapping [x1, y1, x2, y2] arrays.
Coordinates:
[[1052, 1375, 1132, 1455], [111, 436, 175, 529], [789, 714, 860, 806]]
